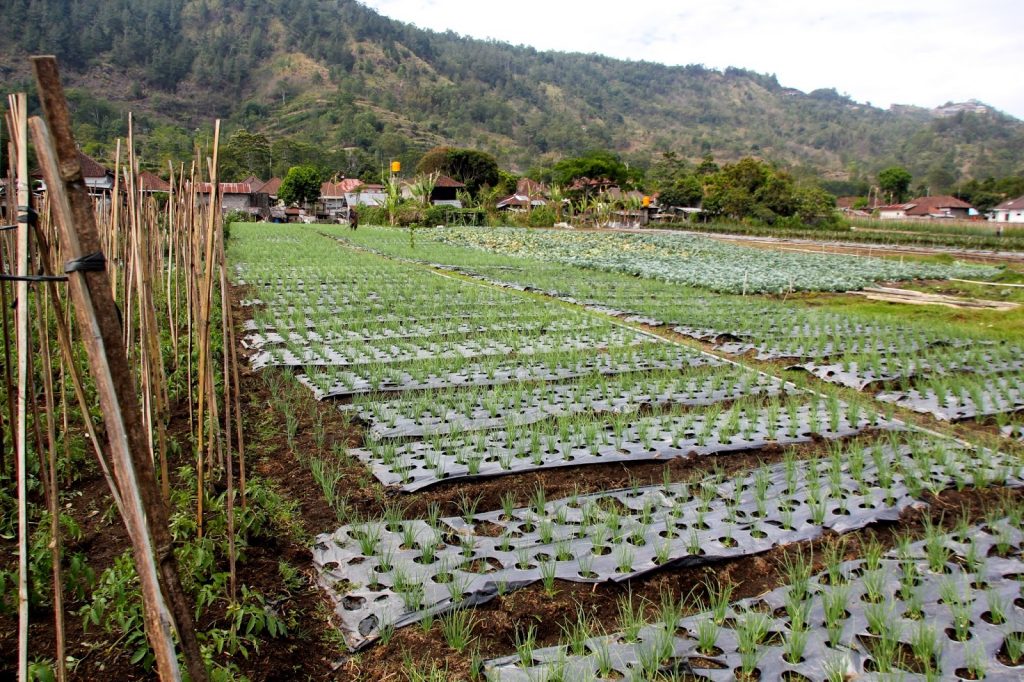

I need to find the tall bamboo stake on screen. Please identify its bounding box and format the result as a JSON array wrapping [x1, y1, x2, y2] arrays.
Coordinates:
[[36, 291, 66, 682], [9, 91, 31, 682], [0, 160, 16, 476], [30, 55, 207, 682], [195, 120, 221, 539], [218, 233, 236, 599]]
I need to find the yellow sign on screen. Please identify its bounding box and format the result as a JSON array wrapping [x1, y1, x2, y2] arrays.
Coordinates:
[[642, 196, 651, 207], [390, 160, 401, 173]]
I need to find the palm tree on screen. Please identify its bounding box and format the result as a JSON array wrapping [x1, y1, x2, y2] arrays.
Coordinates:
[[381, 172, 402, 227], [410, 171, 439, 207], [549, 184, 566, 224]]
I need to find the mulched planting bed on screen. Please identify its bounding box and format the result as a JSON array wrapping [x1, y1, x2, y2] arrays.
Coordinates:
[[314, 434, 1020, 650], [487, 518, 1024, 681]]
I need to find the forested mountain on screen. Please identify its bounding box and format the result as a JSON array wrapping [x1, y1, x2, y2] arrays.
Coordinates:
[[1, 0, 1022, 187]]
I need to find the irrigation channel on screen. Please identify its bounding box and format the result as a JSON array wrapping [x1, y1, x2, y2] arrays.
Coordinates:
[[230, 223, 1024, 681]]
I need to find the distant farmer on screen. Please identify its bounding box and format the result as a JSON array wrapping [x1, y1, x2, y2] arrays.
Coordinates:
[[349, 206, 359, 230]]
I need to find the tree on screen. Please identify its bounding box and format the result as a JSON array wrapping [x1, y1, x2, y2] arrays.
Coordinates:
[[278, 165, 322, 207], [220, 130, 271, 181], [551, 150, 632, 188], [878, 166, 912, 202], [695, 154, 720, 176], [658, 174, 703, 207], [417, 146, 500, 195]]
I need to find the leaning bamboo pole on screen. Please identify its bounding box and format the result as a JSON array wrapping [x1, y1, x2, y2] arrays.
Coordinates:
[[30, 55, 208, 682]]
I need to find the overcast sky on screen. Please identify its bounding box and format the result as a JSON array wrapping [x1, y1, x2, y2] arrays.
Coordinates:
[[359, 0, 1024, 120]]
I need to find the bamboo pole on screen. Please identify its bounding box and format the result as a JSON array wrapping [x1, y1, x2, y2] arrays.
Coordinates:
[[9, 90, 30, 682], [110, 140, 120, 300], [195, 120, 221, 538], [30, 56, 207, 682], [0, 157, 16, 477], [31, 215, 126, 519], [218, 232, 236, 599], [36, 290, 67, 682]]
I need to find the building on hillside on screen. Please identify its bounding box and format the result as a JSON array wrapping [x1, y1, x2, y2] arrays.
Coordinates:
[[876, 195, 975, 220], [991, 196, 1024, 223]]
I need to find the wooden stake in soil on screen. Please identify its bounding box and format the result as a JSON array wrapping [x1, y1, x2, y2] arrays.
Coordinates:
[[29, 56, 208, 682]]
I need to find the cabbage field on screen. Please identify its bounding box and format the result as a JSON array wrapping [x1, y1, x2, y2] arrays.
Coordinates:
[[228, 223, 1024, 681], [424, 226, 999, 294]]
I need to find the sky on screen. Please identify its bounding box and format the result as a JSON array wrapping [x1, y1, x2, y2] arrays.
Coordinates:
[[359, 0, 1024, 120]]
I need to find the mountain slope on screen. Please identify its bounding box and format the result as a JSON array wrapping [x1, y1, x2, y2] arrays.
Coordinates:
[[1, 0, 1022, 183]]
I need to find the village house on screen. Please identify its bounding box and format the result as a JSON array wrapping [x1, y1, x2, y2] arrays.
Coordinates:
[[399, 174, 465, 207], [318, 178, 365, 220], [345, 183, 387, 208], [138, 171, 171, 195], [497, 178, 549, 211], [77, 151, 115, 196], [193, 181, 260, 215], [876, 195, 975, 220], [991, 196, 1024, 224], [255, 177, 282, 202]]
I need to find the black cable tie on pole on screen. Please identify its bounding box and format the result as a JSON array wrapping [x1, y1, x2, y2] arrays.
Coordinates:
[[0, 224, 17, 231], [16, 205, 37, 226], [64, 251, 107, 274]]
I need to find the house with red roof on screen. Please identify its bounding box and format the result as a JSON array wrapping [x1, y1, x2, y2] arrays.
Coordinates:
[[255, 177, 282, 200], [192, 181, 259, 214], [319, 178, 367, 220], [876, 195, 974, 220], [497, 178, 549, 211], [138, 171, 171, 195], [428, 175, 465, 206], [77, 152, 115, 195]]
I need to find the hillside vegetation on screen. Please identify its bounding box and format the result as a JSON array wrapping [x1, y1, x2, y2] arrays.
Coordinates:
[[1, 0, 1023, 183]]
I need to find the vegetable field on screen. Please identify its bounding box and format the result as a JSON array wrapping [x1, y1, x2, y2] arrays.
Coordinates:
[[227, 223, 1024, 681]]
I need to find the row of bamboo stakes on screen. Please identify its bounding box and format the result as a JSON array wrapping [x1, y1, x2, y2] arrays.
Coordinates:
[[4, 57, 249, 681]]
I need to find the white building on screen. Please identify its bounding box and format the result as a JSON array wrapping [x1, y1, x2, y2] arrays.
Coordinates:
[[992, 196, 1024, 224]]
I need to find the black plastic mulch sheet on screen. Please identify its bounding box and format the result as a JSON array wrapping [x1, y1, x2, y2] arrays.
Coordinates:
[[352, 372, 785, 440], [248, 328, 648, 370], [294, 347, 716, 400], [486, 520, 1024, 681], [312, 440, 1019, 651], [876, 377, 1024, 421], [353, 402, 897, 492]]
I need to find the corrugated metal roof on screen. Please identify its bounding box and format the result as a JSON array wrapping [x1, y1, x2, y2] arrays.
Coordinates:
[[993, 195, 1024, 211]]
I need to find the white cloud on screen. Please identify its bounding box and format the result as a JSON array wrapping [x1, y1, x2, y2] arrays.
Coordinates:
[[359, 0, 1024, 119]]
